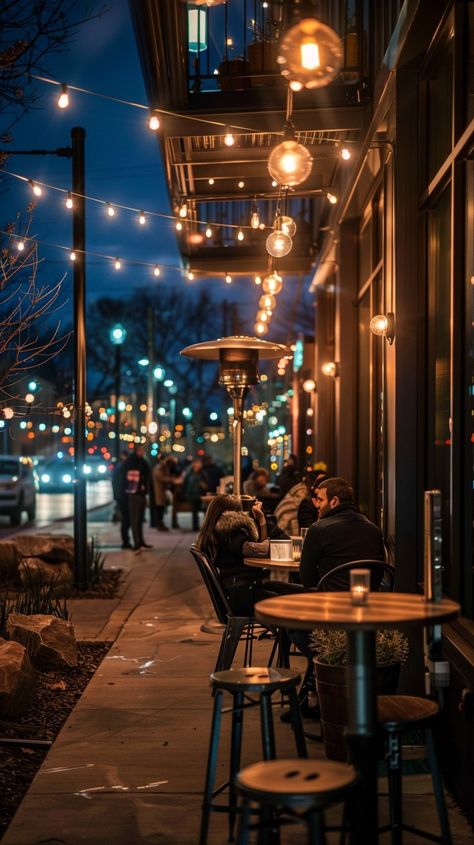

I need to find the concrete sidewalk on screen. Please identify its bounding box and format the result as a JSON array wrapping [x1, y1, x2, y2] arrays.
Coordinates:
[[2, 515, 472, 844]]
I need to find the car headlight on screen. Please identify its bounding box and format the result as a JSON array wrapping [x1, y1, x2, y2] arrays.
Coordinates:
[[98, 465, 107, 473], [41, 474, 50, 483], [62, 474, 72, 484], [83, 466, 91, 475]]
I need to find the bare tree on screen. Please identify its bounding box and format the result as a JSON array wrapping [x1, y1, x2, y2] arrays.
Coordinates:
[[0, 0, 107, 134], [0, 217, 70, 410]]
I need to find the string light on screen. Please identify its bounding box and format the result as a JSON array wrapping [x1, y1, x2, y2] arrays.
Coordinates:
[[250, 210, 260, 228], [224, 129, 235, 146], [254, 275, 262, 285], [257, 310, 269, 323], [238, 180, 245, 189], [139, 211, 146, 225], [187, 271, 194, 280], [66, 191, 73, 209], [176, 220, 183, 231], [255, 321, 268, 335], [280, 215, 297, 237], [268, 136, 312, 188], [208, 178, 215, 185], [70, 251, 76, 261], [340, 147, 351, 160], [271, 180, 278, 187], [29, 180, 42, 197], [205, 226, 213, 238], [107, 203, 115, 216], [237, 228, 244, 241], [149, 111, 160, 130], [327, 192, 338, 204], [16, 240, 25, 251], [57, 83, 69, 109], [114, 258, 122, 270], [266, 226, 292, 258], [179, 202, 188, 218], [225, 273, 232, 284], [154, 265, 161, 277]]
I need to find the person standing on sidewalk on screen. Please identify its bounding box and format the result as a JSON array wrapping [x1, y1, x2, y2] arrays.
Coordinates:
[[152, 455, 177, 531], [123, 445, 153, 553], [112, 449, 132, 549]]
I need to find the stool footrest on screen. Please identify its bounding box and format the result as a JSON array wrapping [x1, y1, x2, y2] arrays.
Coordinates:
[[378, 822, 445, 844]]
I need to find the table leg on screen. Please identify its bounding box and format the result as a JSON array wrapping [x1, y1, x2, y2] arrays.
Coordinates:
[[345, 629, 378, 845]]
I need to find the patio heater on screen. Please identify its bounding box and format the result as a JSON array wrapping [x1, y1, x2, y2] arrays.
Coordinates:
[[180, 336, 290, 496]]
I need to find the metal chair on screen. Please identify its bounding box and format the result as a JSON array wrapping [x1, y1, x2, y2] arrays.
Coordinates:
[[315, 559, 395, 593], [190, 544, 258, 672]]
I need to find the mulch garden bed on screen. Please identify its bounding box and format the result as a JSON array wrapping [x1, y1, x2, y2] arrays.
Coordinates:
[[66, 567, 123, 599], [0, 641, 110, 839]]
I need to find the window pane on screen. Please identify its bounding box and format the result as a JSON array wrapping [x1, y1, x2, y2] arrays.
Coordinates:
[[426, 40, 453, 182]]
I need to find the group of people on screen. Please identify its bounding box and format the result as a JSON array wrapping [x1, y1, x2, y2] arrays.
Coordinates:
[[112, 446, 224, 551]]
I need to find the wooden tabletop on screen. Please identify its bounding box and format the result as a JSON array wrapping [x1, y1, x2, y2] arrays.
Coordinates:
[[244, 556, 299, 570], [255, 592, 460, 631]]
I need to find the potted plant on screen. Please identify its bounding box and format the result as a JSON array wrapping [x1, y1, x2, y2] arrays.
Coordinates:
[[310, 628, 409, 761]]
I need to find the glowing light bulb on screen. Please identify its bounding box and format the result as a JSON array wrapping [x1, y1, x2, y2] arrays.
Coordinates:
[[25, 393, 35, 404], [17, 240, 25, 251], [29, 180, 42, 197], [341, 147, 351, 160], [268, 139, 312, 187], [250, 211, 260, 229], [321, 362, 337, 377], [149, 112, 160, 130], [70, 251, 76, 261], [259, 293, 276, 310], [57, 83, 69, 109], [255, 321, 268, 335], [280, 215, 297, 237], [257, 310, 269, 322], [327, 192, 338, 204], [139, 211, 146, 225], [237, 228, 244, 241], [259, 222, 266, 230], [3, 408, 13, 420], [66, 192, 73, 209], [107, 203, 115, 217], [154, 265, 160, 277], [187, 271, 194, 281], [301, 40, 320, 70], [238, 180, 245, 189], [224, 130, 235, 146], [114, 258, 121, 270], [208, 178, 215, 185], [266, 229, 292, 258], [225, 274, 232, 284], [254, 275, 262, 285], [176, 220, 183, 231], [205, 226, 212, 238], [271, 180, 278, 187], [262, 272, 283, 295], [179, 202, 188, 218]]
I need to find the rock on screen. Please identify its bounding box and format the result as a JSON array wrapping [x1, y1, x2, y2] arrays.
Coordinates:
[[13, 533, 74, 566], [0, 542, 20, 581], [7, 613, 78, 670], [0, 637, 34, 717], [19, 557, 72, 588]]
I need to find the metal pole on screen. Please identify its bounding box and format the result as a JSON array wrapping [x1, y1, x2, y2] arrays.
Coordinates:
[[72, 126, 88, 590], [114, 344, 121, 460], [146, 306, 154, 430], [229, 386, 247, 497]]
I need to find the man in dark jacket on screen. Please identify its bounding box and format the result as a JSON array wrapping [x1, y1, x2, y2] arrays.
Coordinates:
[[123, 445, 153, 553], [299, 476, 385, 589]]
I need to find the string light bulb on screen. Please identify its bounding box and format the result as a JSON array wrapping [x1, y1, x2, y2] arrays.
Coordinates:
[[187, 271, 194, 281], [179, 201, 188, 219], [149, 111, 160, 131], [280, 215, 297, 237], [139, 211, 146, 225], [254, 275, 262, 285], [255, 321, 268, 335], [29, 180, 42, 197], [70, 251, 76, 261], [205, 226, 213, 238], [154, 265, 161, 277], [57, 83, 69, 109], [250, 210, 260, 229], [107, 203, 115, 217], [225, 273, 232, 284], [262, 272, 283, 295], [237, 228, 244, 241], [257, 310, 269, 323], [259, 293, 276, 311], [321, 361, 339, 377], [114, 258, 122, 270], [268, 128, 312, 188], [340, 147, 351, 160], [327, 192, 338, 204], [238, 180, 245, 189], [66, 191, 73, 209], [277, 17, 343, 90], [176, 220, 183, 231], [208, 178, 215, 185], [369, 312, 395, 344], [3, 408, 14, 420], [266, 221, 292, 258], [16, 240, 25, 251], [224, 128, 235, 146]]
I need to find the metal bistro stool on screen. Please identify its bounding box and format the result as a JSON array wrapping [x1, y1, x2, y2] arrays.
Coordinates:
[[199, 666, 307, 845], [377, 695, 452, 845], [235, 758, 357, 845]]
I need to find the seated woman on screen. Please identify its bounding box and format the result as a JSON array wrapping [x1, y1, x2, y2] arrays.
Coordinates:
[[196, 494, 272, 616]]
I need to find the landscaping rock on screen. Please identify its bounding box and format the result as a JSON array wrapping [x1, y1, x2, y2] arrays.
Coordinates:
[[19, 557, 72, 588], [7, 613, 78, 670], [0, 638, 34, 718], [13, 534, 74, 566], [0, 542, 20, 581]]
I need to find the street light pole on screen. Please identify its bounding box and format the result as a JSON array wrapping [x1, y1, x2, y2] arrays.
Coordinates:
[[71, 127, 88, 590]]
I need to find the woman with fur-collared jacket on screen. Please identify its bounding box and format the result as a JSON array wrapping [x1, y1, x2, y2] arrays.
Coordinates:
[[196, 494, 270, 616]]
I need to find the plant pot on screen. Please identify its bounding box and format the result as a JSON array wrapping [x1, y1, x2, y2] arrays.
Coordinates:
[[217, 58, 250, 91], [314, 659, 400, 762]]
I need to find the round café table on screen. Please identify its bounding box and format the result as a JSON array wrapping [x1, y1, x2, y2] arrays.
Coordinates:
[[254, 591, 459, 845], [244, 556, 299, 582]]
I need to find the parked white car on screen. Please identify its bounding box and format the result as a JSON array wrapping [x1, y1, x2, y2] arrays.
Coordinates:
[[0, 455, 37, 525]]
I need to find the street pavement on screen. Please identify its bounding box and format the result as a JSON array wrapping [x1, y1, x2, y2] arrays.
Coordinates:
[[2, 513, 472, 844]]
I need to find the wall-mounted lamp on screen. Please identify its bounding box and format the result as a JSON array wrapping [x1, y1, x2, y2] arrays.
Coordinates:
[[321, 361, 339, 377], [369, 312, 395, 344]]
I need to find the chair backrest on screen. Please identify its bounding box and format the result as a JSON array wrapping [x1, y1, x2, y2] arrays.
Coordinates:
[[315, 559, 395, 593], [190, 544, 233, 624]]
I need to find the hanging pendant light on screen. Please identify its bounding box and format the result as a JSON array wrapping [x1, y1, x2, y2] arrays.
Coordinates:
[[259, 293, 276, 311], [280, 215, 297, 237], [262, 272, 283, 295], [268, 120, 312, 188], [277, 17, 344, 90], [266, 214, 292, 258]]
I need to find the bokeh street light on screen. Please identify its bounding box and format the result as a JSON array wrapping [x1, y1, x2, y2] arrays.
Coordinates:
[[109, 324, 127, 458]]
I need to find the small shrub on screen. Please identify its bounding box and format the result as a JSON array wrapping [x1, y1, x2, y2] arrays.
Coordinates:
[[310, 628, 409, 666], [86, 536, 106, 587], [0, 563, 68, 639]]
